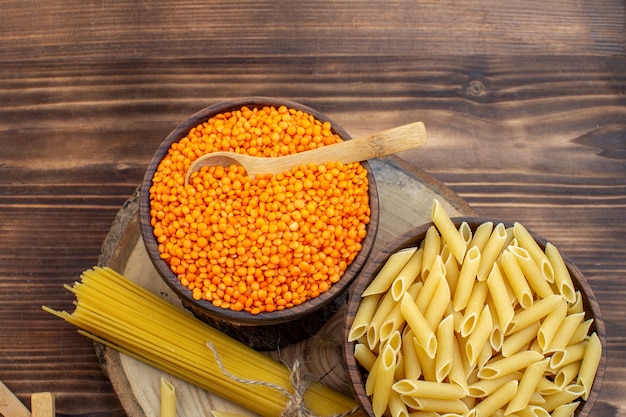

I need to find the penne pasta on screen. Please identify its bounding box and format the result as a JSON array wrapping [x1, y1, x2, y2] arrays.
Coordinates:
[[513, 222, 555, 283], [501, 322, 540, 358], [476, 223, 508, 282], [363, 247, 418, 296], [393, 379, 466, 400], [468, 372, 521, 398], [401, 329, 422, 380], [349, 293, 382, 341], [441, 245, 461, 295], [555, 361, 581, 389], [401, 397, 469, 415], [577, 332, 602, 400], [537, 298, 568, 352], [354, 343, 378, 372], [541, 384, 584, 412], [459, 221, 473, 246], [435, 314, 455, 382], [468, 221, 493, 253], [477, 350, 544, 380], [499, 249, 534, 309], [550, 401, 580, 417], [160, 377, 177, 417], [569, 318, 594, 346], [460, 281, 488, 337], [421, 226, 442, 280], [367, 290, 399, 349], [467, 379, 518, 417], [416, 255, 446, 312], [448, 336, 470, 395], [505, 358, 549, 414], [550, 340, 588, 369], [400, 293, 438, 358], [388, 391, 409, 417], [432, 199, 467, 264], [508, 294, 562, 335], [424, 277, 451, 331], [486, 263, 515, 333], [465, 305, 493, 367], [372, 344, 397, 417], [508, 246, 554, 299], [546, 312, 585, 352], [390, 248, 424, 301], [453, 246, 481, 312], [380, 282, 422, 342], [544, 242, 576, 303]]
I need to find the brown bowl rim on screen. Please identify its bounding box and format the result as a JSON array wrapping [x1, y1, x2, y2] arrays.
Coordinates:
[[139, 97, 380, 325], [342, 217, 606, 417]]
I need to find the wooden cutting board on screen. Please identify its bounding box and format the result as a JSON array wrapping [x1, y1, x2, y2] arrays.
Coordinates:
[[97, 156, 476, 417]]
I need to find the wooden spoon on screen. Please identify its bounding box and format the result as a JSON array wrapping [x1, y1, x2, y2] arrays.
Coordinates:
[[185, 121, 426, 183]]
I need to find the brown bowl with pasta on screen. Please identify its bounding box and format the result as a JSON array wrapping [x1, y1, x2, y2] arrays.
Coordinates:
[[342, 200, 606, 417]]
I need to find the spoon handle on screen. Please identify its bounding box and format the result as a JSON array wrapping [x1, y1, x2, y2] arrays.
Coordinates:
[[265, 121, 427, 174]]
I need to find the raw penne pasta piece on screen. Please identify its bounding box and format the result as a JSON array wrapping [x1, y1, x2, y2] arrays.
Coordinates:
[[486, 263, 515, 333], [569, 318, 594, 346], [424, 277, 451, 331], [442, 250, 461, 296], [160, 377, 176, 417], [392, 379, 466, 400], [448, 337, 470, 395], [550, 340, 588, 369], [453, 246, 481, 312], [380, 282, 422, 342], [367, 290, 398, 348], [476, 342, 493, 370], [577, 332, 602, 400], [465, 305, 493, 367], [401, 329, 422, 380], [536, 377, 562, 396], [416, 256, 446, 311], [386, 330, 403, 354], [507, 294, 562, 335], [415, 341, 437, 382], [365, 354, 380, 396], [388, 391, 409, 417], [489, 320, 504, 353], [432, 199, 467, 264], [390, 248, 424, 301], [467, 379, 518, 417], [505, 358, 549, 414], [514, 405, 550, 417], [460, 281, 488, 337], [508, 246, 554, 299], [501, 322, 540, 357], [401, 397, 469, 415], [555, 361, 581, 389], [372, 344, 397, 417], [477, 350, 544, 379], [354, 343, 378, 372], [499, 249, 534, 309], [400, 292, 437, 358], [476, 223, 508, 281], [544, 242, 576, 303], [546, 312, 585, 352], [468, 221, 493, 253], [550, 401, 580, 417], [435, 315, 455, 382], [459, 221, 473, 245], [421, 226, 442, 280], [363, 247, 418, 296], [349, 293, 382, 341], [537, 298, 568, 352], [468, 372, 521, 398], [513, 222, 555, 283], [567, 291, 584, 314], [541, 384, 584, 412]]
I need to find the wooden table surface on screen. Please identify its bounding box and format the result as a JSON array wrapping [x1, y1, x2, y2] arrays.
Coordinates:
[[1, 1, 624, 416]]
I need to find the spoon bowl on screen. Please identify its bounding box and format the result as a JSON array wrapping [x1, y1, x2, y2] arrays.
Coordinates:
[[185, 121, 427, 183]]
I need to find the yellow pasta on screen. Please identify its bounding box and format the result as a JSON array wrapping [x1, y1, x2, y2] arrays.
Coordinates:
[[550, 401, 581, 417], [160, 377, 177, 417], [508, 246, 554, 298], [452, 246, 481, 312], [486, 263, 515, 333], [505, 358, 549, 414], [349, 202, 601, 417], [390, 248, 424, 301], [354, 343, 378, 372], [372, 344, 397, 417], [400, 293, 437, 358], [476, 223, 508, 281], [499, 249, 534, 309], [44, 267, 356, 417], [367, 290, 399, 348], [544, 242, 576, 303], [435, 315, 455, 382], [348, 293, 382, 341], [432, 199, 467, 264], [513, 222, 555, 283], [577, 332, 602, 400], [363, 247, 419, 297]]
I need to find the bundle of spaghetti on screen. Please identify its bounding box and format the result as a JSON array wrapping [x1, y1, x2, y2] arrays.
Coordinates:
[[43, 266, 358, 417]]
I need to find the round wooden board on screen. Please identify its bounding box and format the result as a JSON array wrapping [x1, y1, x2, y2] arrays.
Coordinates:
[[97, 156, 476, 417]]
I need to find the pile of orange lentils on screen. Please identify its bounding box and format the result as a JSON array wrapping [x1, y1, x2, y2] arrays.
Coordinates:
[[149, 104, 371, 314]]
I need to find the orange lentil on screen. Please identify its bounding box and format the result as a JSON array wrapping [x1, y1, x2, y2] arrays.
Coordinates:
[[149, 105, 370, 314]]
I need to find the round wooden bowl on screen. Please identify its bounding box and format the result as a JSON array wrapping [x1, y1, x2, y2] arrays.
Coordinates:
[[343, 217, 606, 417], [140, 97, 379, 350]]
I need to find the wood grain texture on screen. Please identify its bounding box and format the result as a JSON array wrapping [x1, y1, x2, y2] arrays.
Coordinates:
[[1, 1, 625, 416]]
